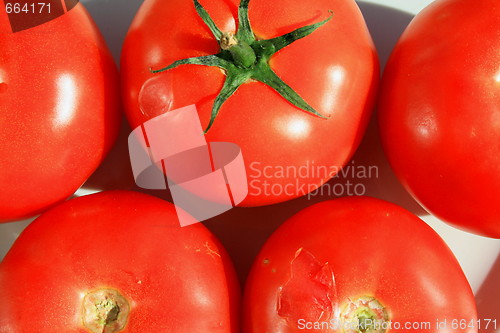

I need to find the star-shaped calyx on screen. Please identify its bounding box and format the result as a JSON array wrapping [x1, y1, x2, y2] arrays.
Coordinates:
[[151, 0, 333, 133]]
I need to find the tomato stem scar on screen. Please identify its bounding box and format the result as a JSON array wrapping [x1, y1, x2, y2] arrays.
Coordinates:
[[340, 296, 389, 333], [82, 289, 130, 333]]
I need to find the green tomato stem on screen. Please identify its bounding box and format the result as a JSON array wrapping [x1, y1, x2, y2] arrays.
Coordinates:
[[150, 0, 333, 132], [220, 33, 257, 69]]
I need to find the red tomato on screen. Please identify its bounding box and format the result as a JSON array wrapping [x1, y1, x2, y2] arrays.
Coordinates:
[[0, 191, 240, 332], [121, 0, 379, 206], [0, 4, 120, 222], [378, 0, 500, 238], [243, 196, 477, 332]]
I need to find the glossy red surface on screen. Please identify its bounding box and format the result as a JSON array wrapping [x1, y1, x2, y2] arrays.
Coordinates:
[[0, 4, 120, 222], [378, 0, 500, 238], [121, 0, 379, 206]]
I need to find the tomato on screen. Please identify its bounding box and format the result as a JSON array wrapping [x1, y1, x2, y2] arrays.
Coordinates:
[[121, 0, 379, 206], [0, 4, 120, 222], [243, 196, 477, 332], [0, 191, 240, 332], [377, 0, 500, 238]]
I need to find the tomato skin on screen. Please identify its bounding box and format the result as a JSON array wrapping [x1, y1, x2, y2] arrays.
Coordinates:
[[0, 4, 120, 222], [0, 191, 240, 332], [121, 0, 379, 206], [378, 0, 500, 237], [243, 196, 477, 332]]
